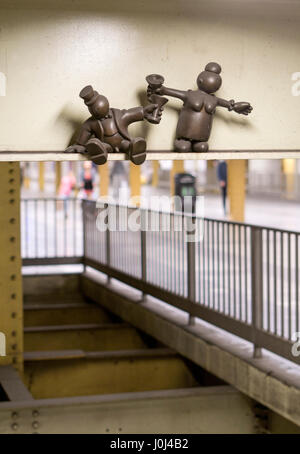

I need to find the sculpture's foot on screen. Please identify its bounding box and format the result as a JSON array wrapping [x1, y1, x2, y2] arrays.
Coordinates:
[[65, 144, 86, 154], [86, 139, 111, 165], [174, 139, 192, 153], [128, 138, 147, 165], [192, 141, 209, 152], [120, 139, 130, 152]]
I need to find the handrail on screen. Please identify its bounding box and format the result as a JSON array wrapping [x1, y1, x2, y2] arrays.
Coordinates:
[[21, 197, 300, 366], [83, 197, 300, 235]]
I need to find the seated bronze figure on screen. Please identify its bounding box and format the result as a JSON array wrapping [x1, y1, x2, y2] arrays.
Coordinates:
[[65, 85, 161, 165], [147, 62, 253, 153]]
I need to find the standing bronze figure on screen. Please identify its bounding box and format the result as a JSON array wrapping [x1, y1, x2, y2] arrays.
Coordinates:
[[65, 85, 162, 165], [146, 62, 253, 153]]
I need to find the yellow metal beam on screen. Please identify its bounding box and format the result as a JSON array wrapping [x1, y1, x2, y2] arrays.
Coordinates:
[[39, 162, 45, 192], [227, 160, 246, 222], [99, 163, 109, 197], [170, 161, 184, 196], [152, 161, 159, 187], [24, 163, 30, 189], [0, 163, 23, 373], [282, 158, 296, 199], [129, 163, 141, 205], [55, 162, 62, 194]]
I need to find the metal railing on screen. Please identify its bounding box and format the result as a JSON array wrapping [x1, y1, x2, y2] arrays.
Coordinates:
[[21, 198, 300, 365], [21, 198, 83, 265]]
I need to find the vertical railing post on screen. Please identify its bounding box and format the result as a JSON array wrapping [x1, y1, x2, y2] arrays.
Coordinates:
[[82, 199, 87, 273], [251, 226, 263, 358], [106, 203, 111, 284], [140, 208, 147, 302], [187, 215, 196, 325]]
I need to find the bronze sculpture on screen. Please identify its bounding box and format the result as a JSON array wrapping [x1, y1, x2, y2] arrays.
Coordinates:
[[146, 62, 253, 153], [145, 74, 168, 124], [65, 85, 162, 165]]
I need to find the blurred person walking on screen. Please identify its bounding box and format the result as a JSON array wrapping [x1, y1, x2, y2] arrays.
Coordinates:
[[82, 161, 95, 199], [110, 161, 126, 200], [58, 170, 76, 217], [216, 160, 227, 215]]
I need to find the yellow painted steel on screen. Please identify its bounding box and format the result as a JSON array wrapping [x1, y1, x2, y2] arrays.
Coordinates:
[[152, 161, 159, 187], [99, 163, 109, 197], [24, 355, 198, 399], [24, 163, 30, 189], [24, 325, 148, 352], [282, 159, 296, 199], [39, 162, 45, 192], [55, 162, 62, 194], [227, 160, 246, 222], [0, 163, 23, 373], [129, 163, 141, 205], [170, 161, 184, 196], [24, 305, 112, 327]]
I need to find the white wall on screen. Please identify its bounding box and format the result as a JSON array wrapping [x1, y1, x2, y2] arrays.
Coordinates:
[[0, 0, 300, 151]]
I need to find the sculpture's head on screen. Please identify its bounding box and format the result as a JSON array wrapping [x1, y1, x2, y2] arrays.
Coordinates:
[[197, 62, 222, 94], [79, 85, 110, 119]]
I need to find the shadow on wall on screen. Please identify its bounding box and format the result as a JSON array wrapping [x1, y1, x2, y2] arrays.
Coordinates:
[[54, 105, 87, 147], [0, 72, 6, 97], [55, 92, 154, 148]]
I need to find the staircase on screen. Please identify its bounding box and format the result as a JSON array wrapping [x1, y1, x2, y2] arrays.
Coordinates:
[[23, 285, 200, 399]]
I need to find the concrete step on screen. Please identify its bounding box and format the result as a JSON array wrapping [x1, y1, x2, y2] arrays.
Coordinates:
[[24, 302, 113, 326], [23, 294, 86, 305], [23, 348, 199, 399], [24, 323, 149, 352]]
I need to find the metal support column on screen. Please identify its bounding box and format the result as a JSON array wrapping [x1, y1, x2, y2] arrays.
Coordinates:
[[227, 160, 246, 222], [55, 162, 61, 194], [251, 226, 263, 358], [129, 163, 141, 205], [152, 161, 159, 187], [106, 203, 111, 284], [99, 163, 109, 198], [140, 208, 147, 302], [187, 216, 196, 325], [0, 163, 23, 373], [282, 158, 296, 200], [39, 162, 45, 192]]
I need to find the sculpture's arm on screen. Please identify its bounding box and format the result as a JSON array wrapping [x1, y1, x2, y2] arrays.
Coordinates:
[[76, 121, 94, 145], [123, 105, 158, 126], [218, 97, 253, 115], [217, 97, 235, 111], [122, 107, 145, 126], [65, 120, 93, 153], [161, 86, 187, 101], [148, 85, 187, 102]]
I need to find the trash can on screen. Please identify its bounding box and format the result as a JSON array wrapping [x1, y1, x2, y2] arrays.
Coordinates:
[[174, 173, 197, 213]]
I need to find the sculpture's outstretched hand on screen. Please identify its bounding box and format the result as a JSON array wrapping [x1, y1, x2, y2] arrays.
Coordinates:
[[65, 144, 86, 154], [233, 102, 253, 116], [147, 85, 164, 98], [143, 103, 160, 121]]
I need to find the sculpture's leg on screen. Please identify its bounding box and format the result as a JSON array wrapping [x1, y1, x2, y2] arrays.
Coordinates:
[[192, 141, 209, 152], [120, 140, 130, 152], [174, 139, 192, 153], [85, 138, 112, 165], [128, 138, 147, 165]]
